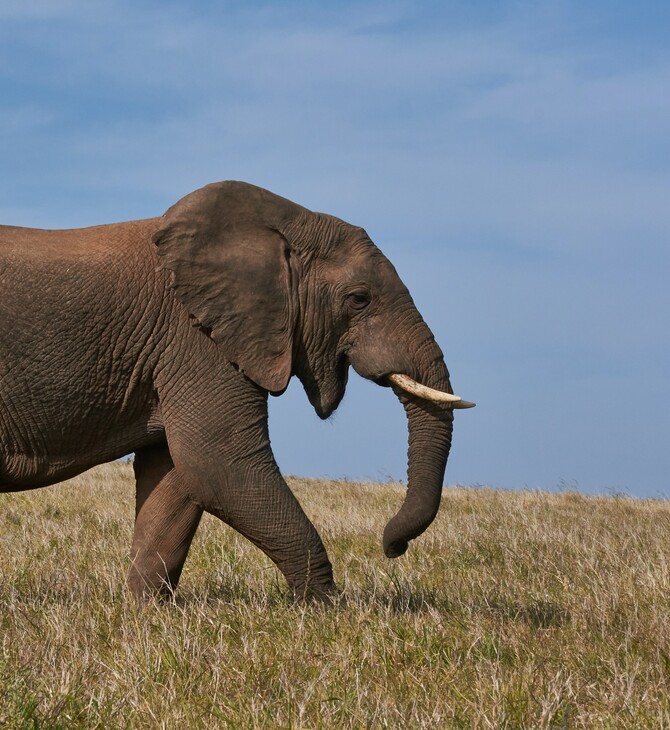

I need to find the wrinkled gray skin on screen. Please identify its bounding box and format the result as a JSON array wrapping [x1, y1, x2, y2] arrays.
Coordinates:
[[0, 182, 459, 600]]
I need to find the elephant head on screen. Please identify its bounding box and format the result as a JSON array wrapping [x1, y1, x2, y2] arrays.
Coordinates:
[[153, 181, 473, 559]]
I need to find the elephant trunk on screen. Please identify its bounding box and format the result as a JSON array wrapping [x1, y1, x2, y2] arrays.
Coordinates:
[[383, 360, 454, 558]]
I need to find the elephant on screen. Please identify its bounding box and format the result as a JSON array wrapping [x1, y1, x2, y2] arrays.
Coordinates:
[[0, 181, 474, 601]]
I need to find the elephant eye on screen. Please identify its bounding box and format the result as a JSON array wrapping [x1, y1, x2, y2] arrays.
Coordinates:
[[347, 291, 371, 312]]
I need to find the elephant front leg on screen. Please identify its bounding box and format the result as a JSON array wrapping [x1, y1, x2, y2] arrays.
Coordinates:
[[128, 445, 203, 599], [158, 370, 338, 601], [167, 436, 337, 600], [207, 471, 337, 602]]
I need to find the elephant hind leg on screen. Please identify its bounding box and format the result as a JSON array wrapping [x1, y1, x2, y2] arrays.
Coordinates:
[[128, 444, 203, 600]]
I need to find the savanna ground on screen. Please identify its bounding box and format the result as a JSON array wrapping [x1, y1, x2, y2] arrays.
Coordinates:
[[1, 462, 669, 728]]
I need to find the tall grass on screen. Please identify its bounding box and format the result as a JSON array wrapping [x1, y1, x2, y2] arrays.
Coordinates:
[[1, 462, 669, 728]]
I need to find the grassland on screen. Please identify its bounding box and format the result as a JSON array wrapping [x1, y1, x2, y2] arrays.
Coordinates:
[[1, 462, 669, 728]]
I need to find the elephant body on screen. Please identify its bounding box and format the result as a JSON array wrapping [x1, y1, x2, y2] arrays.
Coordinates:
[[1, 219, 165, 486], [0, 182, 471, 600]]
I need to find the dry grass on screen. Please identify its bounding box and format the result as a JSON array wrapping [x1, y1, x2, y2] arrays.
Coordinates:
[[1, 462, 669, 728]]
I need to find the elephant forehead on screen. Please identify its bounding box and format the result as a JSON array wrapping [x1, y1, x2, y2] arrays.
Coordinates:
[[319, 251, 408, 299], [287, 212, 362, 255], [316, 225, 386, 268], [288, 212, 406, 292]]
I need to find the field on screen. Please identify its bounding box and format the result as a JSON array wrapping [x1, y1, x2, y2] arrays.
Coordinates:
[[1, 462, 669, 728]]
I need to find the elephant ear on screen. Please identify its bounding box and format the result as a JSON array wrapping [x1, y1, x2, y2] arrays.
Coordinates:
[[153, 181, 306, 393]]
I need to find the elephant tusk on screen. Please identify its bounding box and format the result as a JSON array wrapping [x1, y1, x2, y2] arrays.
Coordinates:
[[387, 373, 476, 409]]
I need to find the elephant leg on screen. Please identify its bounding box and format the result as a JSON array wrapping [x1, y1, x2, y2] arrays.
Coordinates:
[[157, 365, 338, 601], [204, 472, 337, 602], [128, 444, 203, 599], [167, 441, 337, 600]]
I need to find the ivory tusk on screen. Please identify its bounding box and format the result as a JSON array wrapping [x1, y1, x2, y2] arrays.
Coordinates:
[[387, 373, 476, 408]]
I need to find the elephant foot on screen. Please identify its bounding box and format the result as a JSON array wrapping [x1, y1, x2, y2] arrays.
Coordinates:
[[290, 580, 345, 607], [127, 569, 179, 602]]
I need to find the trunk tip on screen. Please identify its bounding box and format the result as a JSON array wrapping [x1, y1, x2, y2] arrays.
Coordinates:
[[383, 535, 409, 559]]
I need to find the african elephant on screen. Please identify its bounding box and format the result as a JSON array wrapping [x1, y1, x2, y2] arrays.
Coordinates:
[[0, 181, 474, 601]]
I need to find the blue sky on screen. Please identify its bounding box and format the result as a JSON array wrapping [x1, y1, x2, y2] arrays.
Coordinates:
[[2, 1, 668, 496]]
